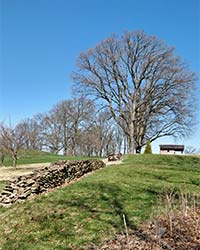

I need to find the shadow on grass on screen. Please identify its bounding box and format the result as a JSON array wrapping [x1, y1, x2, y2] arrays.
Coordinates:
[[13, 183, 141, 249], [46, 183, 145, 234]]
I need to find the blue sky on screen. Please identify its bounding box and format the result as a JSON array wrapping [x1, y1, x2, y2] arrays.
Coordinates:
[[0, 0, 199, 153]]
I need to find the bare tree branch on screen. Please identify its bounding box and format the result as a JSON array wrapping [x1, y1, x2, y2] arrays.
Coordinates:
[[73, 30, 197, 153]]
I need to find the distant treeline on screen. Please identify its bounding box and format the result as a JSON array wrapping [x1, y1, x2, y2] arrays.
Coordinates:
[[0, 96, 128, 168]]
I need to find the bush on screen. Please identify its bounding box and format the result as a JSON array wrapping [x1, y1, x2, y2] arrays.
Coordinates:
[[144, 140, 152, 154]]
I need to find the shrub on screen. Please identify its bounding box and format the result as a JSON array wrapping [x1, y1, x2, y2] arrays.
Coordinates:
[[144, 140, 152, 154]]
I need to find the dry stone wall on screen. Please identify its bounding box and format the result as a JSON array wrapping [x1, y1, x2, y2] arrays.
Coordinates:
[[0, 159, 105, 207]]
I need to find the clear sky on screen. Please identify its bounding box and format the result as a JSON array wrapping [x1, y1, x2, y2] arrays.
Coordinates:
[[0, 0, 200, 153]]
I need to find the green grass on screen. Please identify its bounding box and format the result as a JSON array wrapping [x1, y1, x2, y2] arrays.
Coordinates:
[[0, 181, 6, 192], [3, 149, 98, 166], [0, 154, 200, 249]]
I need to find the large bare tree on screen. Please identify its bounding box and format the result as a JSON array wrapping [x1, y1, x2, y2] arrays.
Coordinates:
[[73, 30, 197, 153]]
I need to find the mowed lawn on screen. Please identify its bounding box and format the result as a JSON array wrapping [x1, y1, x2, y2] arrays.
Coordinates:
[[0, 154, 200, 250]]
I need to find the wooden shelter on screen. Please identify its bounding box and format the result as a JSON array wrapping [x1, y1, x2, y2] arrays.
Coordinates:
[[159, 144, 184, 155]]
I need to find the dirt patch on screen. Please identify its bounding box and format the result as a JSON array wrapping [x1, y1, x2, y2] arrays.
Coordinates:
[[0, 163, 50, 181], [102, 158, 123, 166], [0, 159, 122, 181]]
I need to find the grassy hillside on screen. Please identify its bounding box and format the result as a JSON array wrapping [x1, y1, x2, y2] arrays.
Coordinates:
[[3, 149, 97, 167], [0, 154, 200, 249]]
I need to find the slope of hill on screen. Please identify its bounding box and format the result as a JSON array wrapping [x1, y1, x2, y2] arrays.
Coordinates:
[[3, 149, 97, 167], [0, 154, 199, 249]]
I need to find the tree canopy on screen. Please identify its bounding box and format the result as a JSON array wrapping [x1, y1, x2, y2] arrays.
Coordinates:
[[73, 30, 197, 153]]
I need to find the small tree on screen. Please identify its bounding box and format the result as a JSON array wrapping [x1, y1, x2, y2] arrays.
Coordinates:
[[0, 123, 25, 168], [144, 140, 152, 154]]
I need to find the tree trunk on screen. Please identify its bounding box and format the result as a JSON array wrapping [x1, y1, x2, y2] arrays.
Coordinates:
[[128, 122, 135, 154], [63, 125, 68, 156], [99, 147, 103, 157], [129, 136, 135, 154], [71, 142, 76, 156], [0, 152, 4, 166], [123, 137, 127, 155], [63, 146, 67, 156], [12, 155, 17, 168]]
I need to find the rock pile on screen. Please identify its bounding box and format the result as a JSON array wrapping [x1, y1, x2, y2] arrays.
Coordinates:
[[0, 159, 105, 207]]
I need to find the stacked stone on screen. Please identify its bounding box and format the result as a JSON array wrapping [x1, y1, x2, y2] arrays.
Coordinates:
[[0, 159, 105, 207]]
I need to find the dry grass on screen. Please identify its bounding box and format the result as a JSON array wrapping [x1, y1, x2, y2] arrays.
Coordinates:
[[98, 193, 200, 250]]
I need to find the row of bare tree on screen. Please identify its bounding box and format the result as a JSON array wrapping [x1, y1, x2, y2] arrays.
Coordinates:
[[0, 97, 127, 167]]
